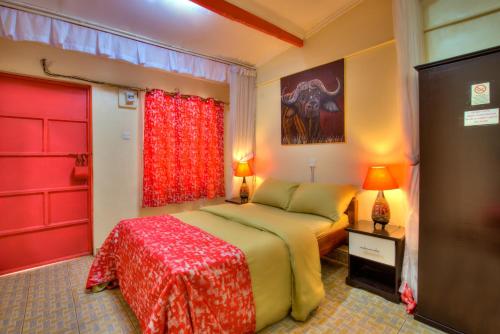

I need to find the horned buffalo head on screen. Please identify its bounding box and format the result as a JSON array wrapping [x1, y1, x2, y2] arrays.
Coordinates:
[[281, 78, 341, 118]]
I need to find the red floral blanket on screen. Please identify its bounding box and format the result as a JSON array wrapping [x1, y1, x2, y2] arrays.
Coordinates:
[[86, 215, 255, 334]]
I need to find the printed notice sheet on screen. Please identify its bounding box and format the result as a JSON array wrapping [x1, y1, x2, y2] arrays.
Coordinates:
[[464, 108, 499, 127]]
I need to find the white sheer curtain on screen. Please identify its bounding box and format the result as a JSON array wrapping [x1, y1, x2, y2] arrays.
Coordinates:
[[0, 6, 234, 82], [392, 0, 425, 301], [227, 66, 257, 198]]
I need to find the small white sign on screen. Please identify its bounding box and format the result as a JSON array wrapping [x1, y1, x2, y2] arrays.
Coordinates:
[[464, 108, 499, 127], [471, 82, 490, 106], [118, 89, 138, 109]]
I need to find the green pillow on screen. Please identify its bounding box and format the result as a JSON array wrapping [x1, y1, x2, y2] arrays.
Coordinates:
[[251, 178, 299, 209], [287, 183, 357, 221]]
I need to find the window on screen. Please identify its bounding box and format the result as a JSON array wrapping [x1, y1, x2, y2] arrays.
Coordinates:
[[143, 90, 225, 206]]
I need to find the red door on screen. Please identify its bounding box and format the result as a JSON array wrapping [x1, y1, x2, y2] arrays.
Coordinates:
[[0, 72, 92, 275]]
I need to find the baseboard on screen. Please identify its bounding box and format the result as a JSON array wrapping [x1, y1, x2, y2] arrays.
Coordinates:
[[0, 251, 91, 276], [414, 313, 463, 334]]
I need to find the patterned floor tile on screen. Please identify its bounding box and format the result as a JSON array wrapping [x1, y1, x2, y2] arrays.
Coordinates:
[[68, 274, 87, 289], [0, 317, 24, 334], [25, 291, 74, 319], [115, 292, 141, 331], [29, 266, 69, 288], [1, 255, 447, 334], [399, 318, 445, 334], [22, 308, 78, 334], [0, 273, 30, 291], [334, 289, 406, 329], [78, 312, 138, 334], [0, 289, 28, 321], [68, 258, 93, 288], [0, 274, 30, 317], [74, 289, 126, 324]]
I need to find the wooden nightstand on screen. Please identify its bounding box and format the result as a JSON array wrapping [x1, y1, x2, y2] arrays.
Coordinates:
[[345, 221, 405, 303], [225, 197, 246, 205]]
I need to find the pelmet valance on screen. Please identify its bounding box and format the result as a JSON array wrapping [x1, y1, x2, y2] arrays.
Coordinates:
[[0, 6, 256, 82]]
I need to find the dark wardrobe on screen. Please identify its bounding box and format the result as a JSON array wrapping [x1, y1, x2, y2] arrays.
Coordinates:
[[416, 46, 500, 334]]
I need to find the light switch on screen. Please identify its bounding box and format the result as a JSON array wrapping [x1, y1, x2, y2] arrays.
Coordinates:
[[121, 130, 131, 140]]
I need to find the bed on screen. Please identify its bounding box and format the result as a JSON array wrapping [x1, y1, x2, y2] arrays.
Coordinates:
[[87, 180, 357, 334]]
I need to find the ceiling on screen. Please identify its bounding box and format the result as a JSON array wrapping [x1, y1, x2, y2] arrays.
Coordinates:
[[4, 0, 361, 67]]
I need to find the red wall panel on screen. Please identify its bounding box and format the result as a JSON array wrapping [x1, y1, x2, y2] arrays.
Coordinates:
[[0, 193, 44, 231], [0, 75, 87, 121], [48, 120, 87, 152], [49, 190, 88, 223], [0, 224, 89, 272], [0, 117, 43, 152], [0, 157, 86, 191]]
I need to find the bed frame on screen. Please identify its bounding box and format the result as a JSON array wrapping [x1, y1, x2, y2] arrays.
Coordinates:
[[318, 197, 357, 256]]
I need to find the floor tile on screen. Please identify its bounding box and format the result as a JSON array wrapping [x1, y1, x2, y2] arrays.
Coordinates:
[[22, 308, 78, 334], [399, 318, 445, 334], [1, 255, 447, 334], [0, 273, 30, 291], [78, 312, 138, 334], [335, 289, 406, 329], [0, 317, 24, 334], [74, 289, 125, 324], [25, 291, 74, 319], [29, 267, 69, 288], [0, 289, 27, 321], [115, 292, 141, 331], [68, 258, 93, 288]]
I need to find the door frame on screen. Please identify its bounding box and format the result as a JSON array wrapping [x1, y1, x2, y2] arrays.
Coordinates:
[[0, 71, 93, 274]]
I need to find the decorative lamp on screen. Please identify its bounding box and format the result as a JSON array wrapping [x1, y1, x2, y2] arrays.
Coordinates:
[[362, 166, 399, 228], [235, 160, 253, 203]]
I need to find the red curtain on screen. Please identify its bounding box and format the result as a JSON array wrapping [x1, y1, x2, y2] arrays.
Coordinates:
[[143, 89, 225, 207]]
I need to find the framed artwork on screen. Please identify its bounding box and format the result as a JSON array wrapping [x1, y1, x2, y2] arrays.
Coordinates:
[[280, 58, 345, 144]]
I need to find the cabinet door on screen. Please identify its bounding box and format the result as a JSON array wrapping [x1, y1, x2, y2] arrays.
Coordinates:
[[418, 49, 500, 334]]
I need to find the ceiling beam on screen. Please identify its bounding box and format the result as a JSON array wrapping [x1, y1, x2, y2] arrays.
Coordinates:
[[189, 0, 304, 47]]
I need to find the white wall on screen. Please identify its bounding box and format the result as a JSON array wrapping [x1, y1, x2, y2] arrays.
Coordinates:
[[422, 0, 500, 62], [255, 0, 409, 225], [0, 38, 230, 250]]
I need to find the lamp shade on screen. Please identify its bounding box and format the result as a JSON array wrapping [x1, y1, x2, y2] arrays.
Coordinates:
[[362, 166, 398, 190], [235, 161, 253, 177]]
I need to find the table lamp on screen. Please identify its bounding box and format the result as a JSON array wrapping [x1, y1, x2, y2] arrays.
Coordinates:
[[362, 166, 399, 228], [235, 160, 253, 203]]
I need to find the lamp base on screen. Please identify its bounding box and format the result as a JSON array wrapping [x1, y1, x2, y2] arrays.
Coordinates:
[[239, 176, 249, 204], [372, 190, 390, 229], [373, 220, 389, 229]]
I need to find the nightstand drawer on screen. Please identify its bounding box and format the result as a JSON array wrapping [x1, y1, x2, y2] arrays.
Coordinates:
[[349, 233, 395, 266]]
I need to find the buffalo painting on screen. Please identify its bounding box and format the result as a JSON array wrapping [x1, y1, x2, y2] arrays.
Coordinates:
[[280, 59, 345, 144]]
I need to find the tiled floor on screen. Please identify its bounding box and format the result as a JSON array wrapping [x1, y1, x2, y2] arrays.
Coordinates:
[[0, 256, 444, 334]]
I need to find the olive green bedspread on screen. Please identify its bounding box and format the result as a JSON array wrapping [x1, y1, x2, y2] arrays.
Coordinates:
[[173, 203, 326, 331]]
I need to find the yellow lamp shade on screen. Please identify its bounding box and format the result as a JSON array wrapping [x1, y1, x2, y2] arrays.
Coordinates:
[[235, 161, 253, 177], [362, 166, 398, 190]]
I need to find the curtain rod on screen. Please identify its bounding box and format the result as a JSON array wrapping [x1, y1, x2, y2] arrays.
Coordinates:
[[41, 59, 229, 105], [0, 0, 255, 70]]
